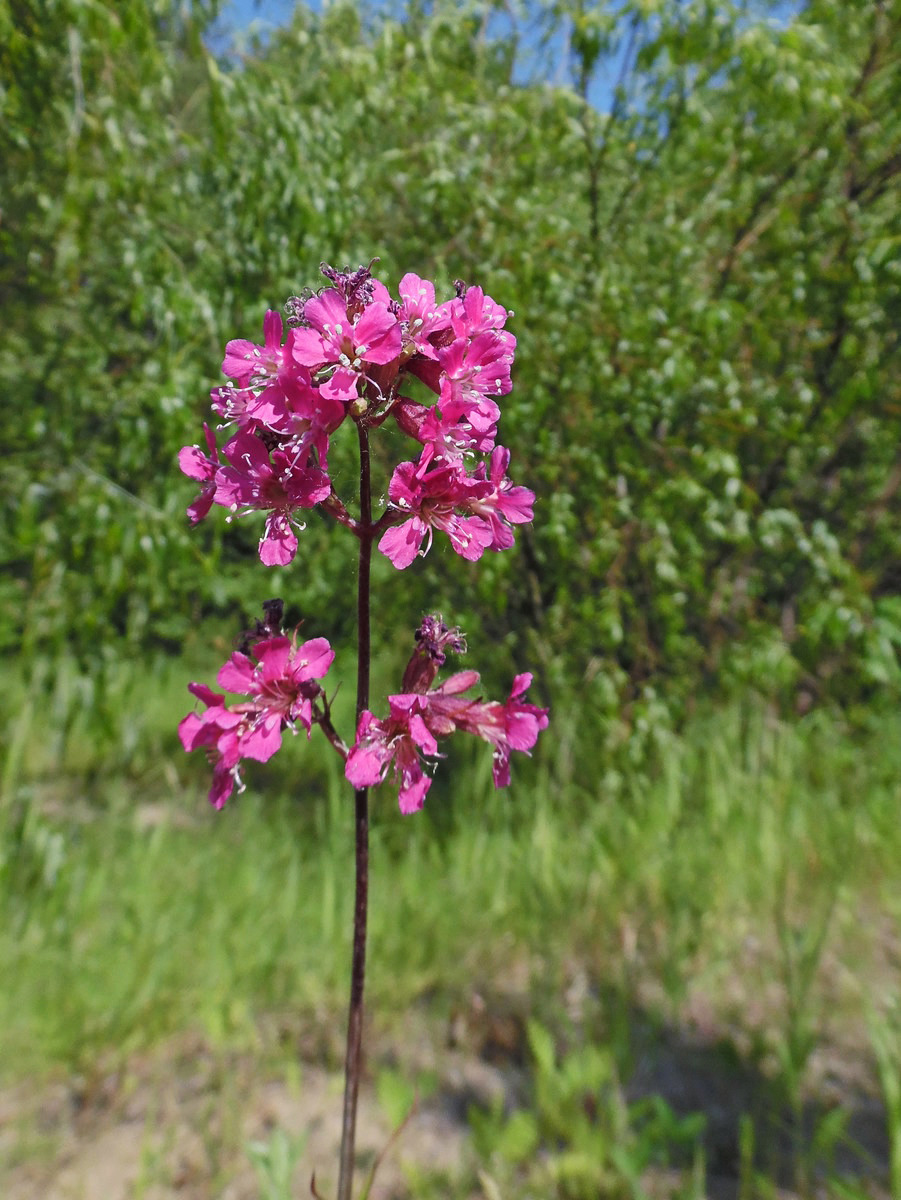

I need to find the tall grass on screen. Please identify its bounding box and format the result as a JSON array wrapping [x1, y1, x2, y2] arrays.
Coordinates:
[[2, 654, 899, 1102]]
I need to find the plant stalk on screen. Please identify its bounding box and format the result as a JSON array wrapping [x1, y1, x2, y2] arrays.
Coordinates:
[[336, 421, 373, 1200]]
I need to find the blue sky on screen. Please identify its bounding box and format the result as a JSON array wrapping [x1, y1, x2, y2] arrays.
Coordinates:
[[221, 0, 802, 34], [215, 1, 802, 110], [213, 0, 642, 111], [219, 0, 307, 30], [220, 1, 802, 39]]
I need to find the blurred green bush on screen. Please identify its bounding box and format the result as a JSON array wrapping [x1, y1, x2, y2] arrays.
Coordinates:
[[2, 0, 899, 766]]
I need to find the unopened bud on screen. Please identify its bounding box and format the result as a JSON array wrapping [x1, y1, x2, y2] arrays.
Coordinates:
[[401, 614, 467, 692]]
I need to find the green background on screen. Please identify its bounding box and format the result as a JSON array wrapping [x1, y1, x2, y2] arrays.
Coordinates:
[[3, 0, 899, 767], [2, 4, 900, 1195]]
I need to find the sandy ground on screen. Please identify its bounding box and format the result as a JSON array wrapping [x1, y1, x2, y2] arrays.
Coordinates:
[[1, 991, 893, 1200], [1, 1006, 507, 1200]]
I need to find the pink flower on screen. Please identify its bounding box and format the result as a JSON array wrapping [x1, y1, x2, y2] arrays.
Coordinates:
[[345, 617, 548, 813], [467, 446, 535, 551], [178, 682, 247, 808], [449, 285, 515, 339], [346, 668, 548, 813], [392, 397, 498, 459], [378, 446, 533, 568], [222, 310, 294, 389], [246, 365, 344, 441], [179, 634, 334, 808], [210, 383, 257, 428], [214, 430, 331, 565], [439, 673, 549, 788], [292, 288, 402, 400], [178, 423, 220, 524], [216, 310, 348, 452], [345, 698, 436, 814], [378, 451, 495, 569], [397, 272, 453, 360], [438, 332, 512, 424], [218, 634, 335, 736]]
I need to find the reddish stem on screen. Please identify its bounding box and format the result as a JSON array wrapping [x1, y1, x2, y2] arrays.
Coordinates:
[[336, 420, 373, 1200]]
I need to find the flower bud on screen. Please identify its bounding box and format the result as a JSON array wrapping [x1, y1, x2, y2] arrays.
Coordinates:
[[401, 615, 467, 693]]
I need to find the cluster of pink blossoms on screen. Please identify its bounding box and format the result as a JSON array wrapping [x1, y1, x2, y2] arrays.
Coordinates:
[[178, 263, 534, 568], [181, 612, 548, 813], [346, 616, 549, 814], [179, 264, 548, 812]]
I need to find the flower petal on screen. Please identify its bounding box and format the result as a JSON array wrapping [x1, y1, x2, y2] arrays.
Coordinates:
[[378, 518, 425, 569], [259, 514, 297, 566]]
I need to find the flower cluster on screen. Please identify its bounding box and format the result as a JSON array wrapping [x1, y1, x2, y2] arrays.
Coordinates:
[[179, 264, 550, 1200], [179, 263, 534, 567], [345, 617, 549, 814], [179, 264, 548, 813], [178, 628, 334, 808], [179, 611, 548, 815]]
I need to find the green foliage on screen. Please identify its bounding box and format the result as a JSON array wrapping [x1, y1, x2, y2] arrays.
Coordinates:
[[2, 0, 900, 758], [471, 1021, 705, 1198], [2, 684, 897, 1194], [246, 1126, 307, 1200], [376, 1066, 431, 1130], [869, 1003, 901, 1200]]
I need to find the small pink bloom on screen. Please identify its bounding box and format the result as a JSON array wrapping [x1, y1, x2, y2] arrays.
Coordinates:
[[467, 446, 535, 551], [210, 384, 257, 427], [345, 620, 548, 813], [397, 272, 453, 360], [178, 682, 264, 809], [247, 365, 344, 440], [441, 672, 549, 787], [449, 285, 514, 339], [214, 430, 331, 565], [220, 311, 344, 438], [178, 423, 220, 523], [392, 397, 497, 459], [222, 310, 291, 386], [180, 634, 334, 808], [378, 446, 532, 567], [438, 332, 513, 421], [345, 701, 435, 814], [378, 452, 494, 569], [218, 634, 335, 737], [292, 289, 402, 385]]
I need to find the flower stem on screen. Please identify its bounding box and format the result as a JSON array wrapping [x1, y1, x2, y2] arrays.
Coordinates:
[[336, 421, 373, 1200]]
